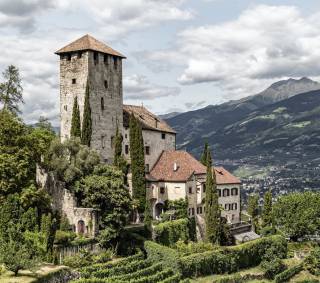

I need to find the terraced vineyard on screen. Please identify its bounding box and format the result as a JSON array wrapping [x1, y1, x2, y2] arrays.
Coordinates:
[[71, 252, 184, 283]]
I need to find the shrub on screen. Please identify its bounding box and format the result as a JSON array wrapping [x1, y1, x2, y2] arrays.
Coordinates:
[[215, 274, 243, 283], [92, 250, 114, 264], [179, 235, 287, 278], [90, 259, 151, 278], [154, 218, 190, 247], [261, 258, 286, 279], [63, 249, 92, 268], [304, 247, 320, 276], [35, 267, 79, 283], [54, 230, 77, 246], [158, 272, 181, 283], [144, 241, 180, 271], [80, 251, 144, 274], [274, 263, 303, 283], [134, 268, 174, 283], [174, 240, 215, 256]]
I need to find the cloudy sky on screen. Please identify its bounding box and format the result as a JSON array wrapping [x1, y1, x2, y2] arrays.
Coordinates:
[[1, 0, 320, 125]]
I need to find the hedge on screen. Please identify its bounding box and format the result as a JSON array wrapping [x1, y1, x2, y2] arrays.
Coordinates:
[[144, 241, 181, 271], [154, 218, 190, 246], [274, 263, 304, 283], [158, 273, 181, 283], [133, 268, 174, 283], [80, 251, 144, 274], [89, 259, 151, 278], [180, 235, 287, 277]]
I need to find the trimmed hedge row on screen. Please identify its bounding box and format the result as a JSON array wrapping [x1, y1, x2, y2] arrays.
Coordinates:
[[134, 268, 174, 283], [274, 263, 304, 283], [158, 273, 181, 283], [80, 251, 144, 274], [144, 240, 180, 271], [87, 259, 151, 279], [154, 218, 190, 247], [180, 235, 287, 277]]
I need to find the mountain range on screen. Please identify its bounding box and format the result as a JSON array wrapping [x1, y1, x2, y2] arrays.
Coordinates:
[[165, 77, 320, 171]]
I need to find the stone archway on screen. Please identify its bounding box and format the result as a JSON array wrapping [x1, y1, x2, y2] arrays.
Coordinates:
[[154, 202, 164, 219], [77, 220, 85, 235]]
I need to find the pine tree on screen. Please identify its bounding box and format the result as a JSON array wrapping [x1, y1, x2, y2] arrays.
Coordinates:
[[113, 127, 123, 167], [248, 194, 259, 232], [81, 82, 92, 146], [129, 114, 146, 214], [200, 141, 209, 166], [205, 148, 220, 244], [262, 189, 273, 228], [70, 96, 81, 138]]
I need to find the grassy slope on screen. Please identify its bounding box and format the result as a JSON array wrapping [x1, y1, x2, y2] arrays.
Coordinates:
[[0, 265, 66, 283]]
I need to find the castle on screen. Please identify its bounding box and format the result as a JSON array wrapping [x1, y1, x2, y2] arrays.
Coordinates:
[[37, 35, 241, 237]]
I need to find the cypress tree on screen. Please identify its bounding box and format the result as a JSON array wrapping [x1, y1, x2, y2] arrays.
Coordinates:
[[113, 127, 123, 167], [81, 82, 92, 146], [200, 141, 209, 166], [248, 194, 259, 232], [70, 96, 81, 138], [205, 148, 220, 244], [262, 189, 273, 227], [129, 114, 146, 213]]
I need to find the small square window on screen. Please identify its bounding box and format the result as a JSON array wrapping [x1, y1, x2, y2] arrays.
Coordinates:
[[189, 187, 192, 194], [160, 187, 165, 194], [72, 79, 76, 84], [161, 133, 166, 139], [104, 80, 108, 89], [145, 146, 150, 155]]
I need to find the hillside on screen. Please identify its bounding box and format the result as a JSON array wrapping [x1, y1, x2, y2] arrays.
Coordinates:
[[166, 78, 320, 152]]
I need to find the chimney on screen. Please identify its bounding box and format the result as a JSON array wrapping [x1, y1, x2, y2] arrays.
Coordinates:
[[173, 162, 178, 171]]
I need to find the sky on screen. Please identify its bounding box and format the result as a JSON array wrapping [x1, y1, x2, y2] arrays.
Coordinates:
[[1, 0, 320, 126]]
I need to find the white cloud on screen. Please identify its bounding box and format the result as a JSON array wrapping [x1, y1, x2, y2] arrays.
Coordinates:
[[142, 5, 320, 98], [124, 74, 180, 100]]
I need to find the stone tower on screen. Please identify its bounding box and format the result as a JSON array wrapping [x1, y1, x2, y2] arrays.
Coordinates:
[[55, 34, 126, 162]]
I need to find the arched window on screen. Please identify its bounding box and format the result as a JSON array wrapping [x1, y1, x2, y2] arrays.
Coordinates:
[[101, 97, 104, 111], [231, 188, 238, 196], [223, 188, 230, 197], [77, 220, 85, 234]]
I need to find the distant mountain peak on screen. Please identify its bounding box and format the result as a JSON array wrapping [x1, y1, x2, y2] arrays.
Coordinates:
[[269, 77, 319, 90]]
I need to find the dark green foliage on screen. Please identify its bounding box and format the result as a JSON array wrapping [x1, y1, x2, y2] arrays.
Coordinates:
[[54, 230, 77, 246], [174, 240, 215, 256], [217, 217, 233, 246], [273, 192, 320, 240], [200, 141, 209, 166], [157, 272, 181, 283], [113, 127, 123, 167], [154, 218, 190, 247], [262, 189, 273, 228], [164, 198, 188, 219], [63, 249, 93, 268], [129, 114, 146, 212], [81, 82, 92, 146], [304, 247, 320, 276], [274, 263, 303, 283], [204, 149, 220, 244], [247, 194, 259, 232], [261, 258, 286, 279], [0, 65, 24, 114], [188, 217, 197, 242], [71, 96, 81, 138], [144, 241, 180, 271], [34, 267, 77, 283], [144, 199, 153, 232], [59, 214, 71, 231]]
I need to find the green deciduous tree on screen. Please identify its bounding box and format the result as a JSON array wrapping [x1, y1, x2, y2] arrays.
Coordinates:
[[81, 82, 92, 146], [129, 114, 146, 214], [0, 65, 23, 115], [70, 96, 81, 138], [262, 189, 273, 228], [205, 149, 220, 244], [273, 192, 320, 241], [75, 165, 131, 247]]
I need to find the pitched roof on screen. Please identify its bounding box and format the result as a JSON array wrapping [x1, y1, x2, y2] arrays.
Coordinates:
[[149, 151, 206, 182], [213, 167, 241, 185], [123, 104, 176, 134], [148, 150, 241, 184], [55, 34, 126, 58]]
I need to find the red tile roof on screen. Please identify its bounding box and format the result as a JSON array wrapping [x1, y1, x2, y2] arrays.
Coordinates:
[[55, 34, 126, 58], [123, 104, 176, 134], [148, 150, 241, 185], [213, 167, 241, 185], [149, 150, 206, 182]]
